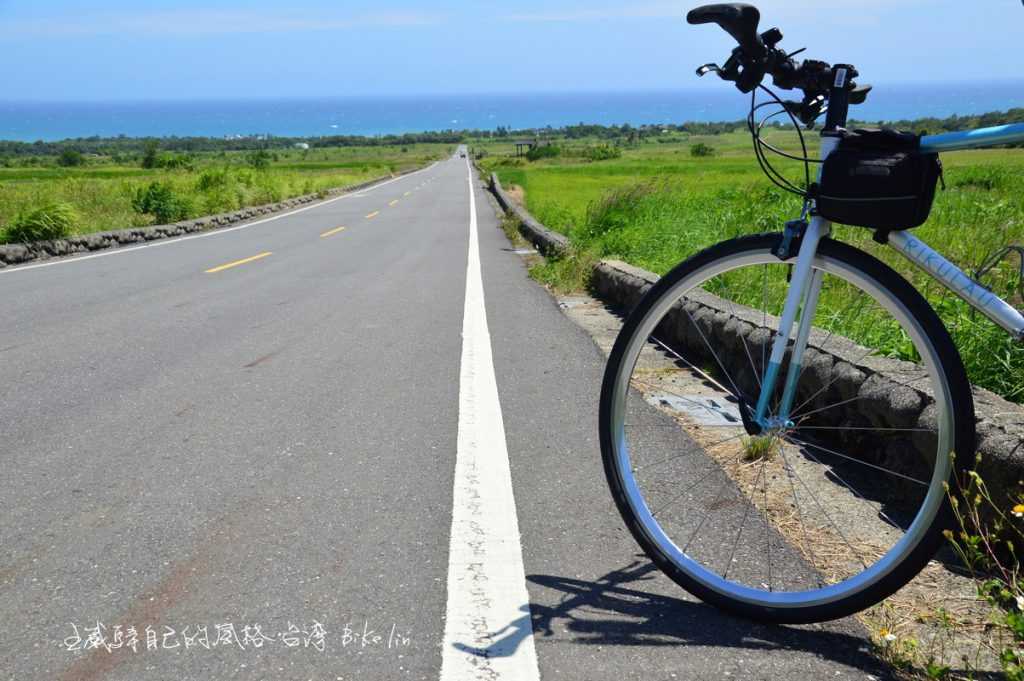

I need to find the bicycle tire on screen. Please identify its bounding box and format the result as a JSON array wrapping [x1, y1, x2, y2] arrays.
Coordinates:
[[599, 233, 975, 623]]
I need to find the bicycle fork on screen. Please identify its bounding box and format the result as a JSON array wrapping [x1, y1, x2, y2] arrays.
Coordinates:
[[753, 215, 830, 429], [752, 130, 842, 430]]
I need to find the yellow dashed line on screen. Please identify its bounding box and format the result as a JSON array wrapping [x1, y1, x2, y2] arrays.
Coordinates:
[[404, 191, 411, 196], [319, 226, 347, 238], [365, 211, 380, 219], [389, 200, 399, 207], [205, 251, 272, 274]]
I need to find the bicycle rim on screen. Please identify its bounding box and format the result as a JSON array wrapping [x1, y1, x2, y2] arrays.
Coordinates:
[[602, 237, 959, 618]]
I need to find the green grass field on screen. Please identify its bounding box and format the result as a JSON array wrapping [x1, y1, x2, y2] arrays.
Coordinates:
[[477, 131, 1024, 402], [0, 144, 450, 242]]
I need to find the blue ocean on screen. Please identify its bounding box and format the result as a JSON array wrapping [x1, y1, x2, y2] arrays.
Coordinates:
[[2, 81, 1023, 142]]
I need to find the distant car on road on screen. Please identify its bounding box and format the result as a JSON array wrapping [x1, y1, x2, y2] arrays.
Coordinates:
[[459, 152, 466, 158]]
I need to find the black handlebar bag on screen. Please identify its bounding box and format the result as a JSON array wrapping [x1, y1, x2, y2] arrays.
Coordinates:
[[815, 129, 942, 231]]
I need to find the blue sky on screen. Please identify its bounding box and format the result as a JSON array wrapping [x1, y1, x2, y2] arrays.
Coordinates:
[[3, 1, 1023, 101]]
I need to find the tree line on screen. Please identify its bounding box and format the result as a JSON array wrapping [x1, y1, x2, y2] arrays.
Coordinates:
[[4, 107, 1024, 158]]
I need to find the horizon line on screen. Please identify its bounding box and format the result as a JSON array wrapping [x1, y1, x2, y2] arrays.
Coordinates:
[[4, 78, 1024, 106], [5, 106, 1024, 146]]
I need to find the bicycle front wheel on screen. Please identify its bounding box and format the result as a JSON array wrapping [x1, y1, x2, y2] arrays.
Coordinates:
[[599, 233, 974, 623]]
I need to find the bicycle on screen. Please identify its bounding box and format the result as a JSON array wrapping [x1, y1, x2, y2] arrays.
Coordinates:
[[599, 3, 1024, 624]]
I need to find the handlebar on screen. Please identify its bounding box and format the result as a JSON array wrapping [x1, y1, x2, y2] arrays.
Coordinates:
[[687, 4, 766, 60], [687, 3, 870, 127]]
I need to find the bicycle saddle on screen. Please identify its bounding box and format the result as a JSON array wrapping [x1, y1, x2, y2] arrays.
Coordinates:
[[687, 3, 765, 58]]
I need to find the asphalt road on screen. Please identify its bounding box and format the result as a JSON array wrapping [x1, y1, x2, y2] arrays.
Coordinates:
[[0, 151, 888, 680]]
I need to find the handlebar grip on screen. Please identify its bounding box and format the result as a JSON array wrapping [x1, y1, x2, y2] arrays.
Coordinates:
[[687, 3, 765, 58]]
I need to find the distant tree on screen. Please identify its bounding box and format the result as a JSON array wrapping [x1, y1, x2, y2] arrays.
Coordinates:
[[154, 152, 194, 170], [526, 144, 560, 161], [57, 148, 84, 167], [132, 182, 192, 223], [690, 142, 716, 157], [140, 140, 159, 169], [247, 149, 272, 170]]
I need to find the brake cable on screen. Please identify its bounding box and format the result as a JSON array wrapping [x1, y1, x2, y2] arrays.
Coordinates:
[[746, 84, 818, 199], [975, 245, 1024, 303]]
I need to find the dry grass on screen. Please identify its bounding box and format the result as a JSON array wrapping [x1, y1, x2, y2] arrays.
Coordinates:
[[630, 362, 1002, 677]]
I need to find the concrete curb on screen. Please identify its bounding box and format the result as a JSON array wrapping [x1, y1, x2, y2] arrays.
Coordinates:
[[489, 173, 568, 257], [0, 166, 428, 268], [487, 173, 1024, 502]]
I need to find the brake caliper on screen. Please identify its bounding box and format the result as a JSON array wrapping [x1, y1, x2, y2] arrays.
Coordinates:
[[775, 218, 808, 260]]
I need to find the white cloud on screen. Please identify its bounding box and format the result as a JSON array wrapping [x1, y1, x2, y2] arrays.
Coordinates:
[[1, 8, 444, 37], [503, 0, 934, 24], [503, 2, 681, 23]]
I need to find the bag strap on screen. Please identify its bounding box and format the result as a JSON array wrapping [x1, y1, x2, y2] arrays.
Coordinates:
[[840, 128, 921, 151]]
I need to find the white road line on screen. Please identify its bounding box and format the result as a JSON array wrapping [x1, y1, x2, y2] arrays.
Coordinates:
[[440, 160, 540, 681], [0, 162, 438, 275]]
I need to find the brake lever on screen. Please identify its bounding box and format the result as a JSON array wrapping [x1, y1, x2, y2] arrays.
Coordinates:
[[778, 95, 826, 129], [697, 51, 743, 82], [849, 84, 872, 105]]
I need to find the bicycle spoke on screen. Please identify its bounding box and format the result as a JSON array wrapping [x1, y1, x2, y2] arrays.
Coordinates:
[[788, 340, 884, 416], [762, 451, 772, 591], [785, 435, 913, 532], [761, 264, 769, 386], [782, 445, 869, 572], [777, 443, 825, 589], [792, 287, 871, 388], [683, 474, 734, 554], [676, 306, 745, 399], [785, 435, 928, 487], [648, 335, 736, 398], [629, 376, 734, 421], [794, 425, 935, 432], [717, 272, 764, 391], [650, 464, 724, 518], [791, 369, 930, 422], [723, 455, 768, 580], [790, 338, 931, 420], [625, 423, 707, 428], [607, 240, 956, 610], [633, 432, 746, 472]]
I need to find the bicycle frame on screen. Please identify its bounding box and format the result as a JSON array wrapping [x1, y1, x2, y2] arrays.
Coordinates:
[[753, 123, 1024, 429]]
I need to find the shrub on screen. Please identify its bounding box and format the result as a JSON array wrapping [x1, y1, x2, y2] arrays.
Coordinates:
[[690, 142, 716, 157], [140, 140, 159, 169], [195, 167, 230, 192], [57, 149, 85, 167], [526, 144, 560, 161], [580, 181, 663, 242], [155, 153, 193, 170], [195, 169, 239, 214], [582, 144, 622, 162], [5, 202, 78, 242], [949, 165, 1012, 192], [946, 461, 1024, 679], [131, 182, 192, 223], [247, 149, 272, 170]]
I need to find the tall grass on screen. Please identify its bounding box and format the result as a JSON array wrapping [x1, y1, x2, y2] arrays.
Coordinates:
[[6, 202, 78, 242], [0, 144, 449, 242], [485, 136, 1024, 402]]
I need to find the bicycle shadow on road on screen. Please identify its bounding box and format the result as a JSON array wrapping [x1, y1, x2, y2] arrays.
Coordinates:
[[453, 560, 889, 675]]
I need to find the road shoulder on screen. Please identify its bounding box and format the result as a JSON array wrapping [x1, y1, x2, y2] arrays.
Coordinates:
[[473, 169, 891, 680]]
